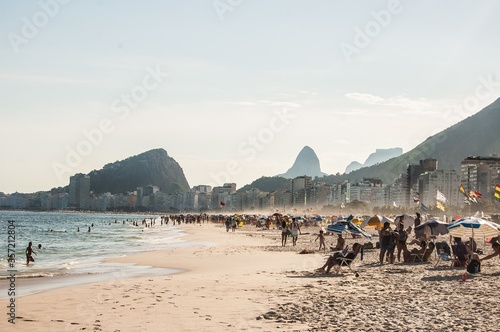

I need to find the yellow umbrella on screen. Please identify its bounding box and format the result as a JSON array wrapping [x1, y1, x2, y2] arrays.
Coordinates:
[[362, 215, 394, 228]]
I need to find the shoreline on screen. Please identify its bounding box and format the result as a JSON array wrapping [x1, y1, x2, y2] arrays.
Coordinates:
[[1, 223, 500, 331]]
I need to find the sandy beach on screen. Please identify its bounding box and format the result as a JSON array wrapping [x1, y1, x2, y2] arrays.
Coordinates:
[[2, 222, 500, 331]]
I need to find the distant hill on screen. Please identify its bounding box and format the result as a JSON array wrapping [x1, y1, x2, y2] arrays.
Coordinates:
[[278, 146, 327, 179], [237, 176, 290, 193], [345, 148, 403, 173], [321, 97, 500, 185], [88, 148, 190, 194]]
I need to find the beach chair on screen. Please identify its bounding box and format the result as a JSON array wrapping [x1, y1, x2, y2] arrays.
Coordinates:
[[434, 242, 452, 267], [451, 244, 469, 267], [335, 245, 362, 274], [409, 241, 428, 262], [410, 242, 435, 263]]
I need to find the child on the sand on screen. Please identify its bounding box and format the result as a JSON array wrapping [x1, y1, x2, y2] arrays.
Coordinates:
[[315, 230, 326, 251]]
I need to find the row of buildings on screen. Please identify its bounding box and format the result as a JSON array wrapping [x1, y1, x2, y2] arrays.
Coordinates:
[[1, 155, 499, 213]]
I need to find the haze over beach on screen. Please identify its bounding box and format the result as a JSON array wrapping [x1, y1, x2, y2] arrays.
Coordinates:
[[1, 1, 500, 194]]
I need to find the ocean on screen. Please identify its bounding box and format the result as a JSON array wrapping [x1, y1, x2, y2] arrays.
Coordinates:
[[0, 211, 209, 297]]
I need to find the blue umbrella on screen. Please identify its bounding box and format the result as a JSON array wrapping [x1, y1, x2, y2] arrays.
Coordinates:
[[326, 221, 372, 239]]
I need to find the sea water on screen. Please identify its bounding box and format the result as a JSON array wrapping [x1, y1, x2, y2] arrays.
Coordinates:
[[0, 211, 210, 297]]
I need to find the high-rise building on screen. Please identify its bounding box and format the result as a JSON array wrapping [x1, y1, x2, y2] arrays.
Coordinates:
[[461, 155, 500, 201], [68, 173, 90, 210]]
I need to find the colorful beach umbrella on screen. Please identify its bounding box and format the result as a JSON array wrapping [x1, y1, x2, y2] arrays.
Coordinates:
[[361, 215, 393, 228], [447, 217, 500, 239]]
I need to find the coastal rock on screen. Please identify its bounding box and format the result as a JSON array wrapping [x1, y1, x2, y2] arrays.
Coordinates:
[[88, 148, 190, 194]]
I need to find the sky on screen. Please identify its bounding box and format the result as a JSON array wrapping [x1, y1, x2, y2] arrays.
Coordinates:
[[1, 0, 500, 194]]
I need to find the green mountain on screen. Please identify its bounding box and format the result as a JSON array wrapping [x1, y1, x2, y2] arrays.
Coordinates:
[[88, 148, 190, 194], [237, 176, 290, 193]]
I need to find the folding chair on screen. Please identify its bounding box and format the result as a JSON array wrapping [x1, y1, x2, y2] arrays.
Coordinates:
[[335, 244, 362, 274], [409, 241, 428, 262], [434, 242, 453, 267]]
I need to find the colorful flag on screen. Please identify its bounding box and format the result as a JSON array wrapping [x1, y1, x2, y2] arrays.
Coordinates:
[[436, 190, 447, 203], [468, 191, 478, 203], [495, 184, 500, 202], [220, 201, 225, 206], [419, 203, 428, 212], [459, 184, 472, 203], [459, 184, 467, 196], [474, 190, 483, 198], [436, 201, 445, 211]]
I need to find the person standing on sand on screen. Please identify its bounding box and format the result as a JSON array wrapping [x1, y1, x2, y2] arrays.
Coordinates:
[[281, 218, 288, 247], [379, 222, 395, 265], [26, 241, 36, 265], [290, 218, 301, 246], [414, 212, 421, 228], [225, 218, 230, 232]]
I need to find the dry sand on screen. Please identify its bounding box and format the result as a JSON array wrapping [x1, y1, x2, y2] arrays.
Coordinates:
[[2, 223, 500, 331]]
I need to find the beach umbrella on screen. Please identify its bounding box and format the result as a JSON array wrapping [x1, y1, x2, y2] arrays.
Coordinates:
[[448, 217, 500, 239], [414, 219, 449, 237], [326, 221, 372, 239], [351, 218, 364, 225], [361, 215, 393, 228], [394, 214, 415, 228]]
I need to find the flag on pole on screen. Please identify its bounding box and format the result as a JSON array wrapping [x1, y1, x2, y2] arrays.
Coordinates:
[[474, 190, 483, 198], [459, 184, 467, 196], [459, 184, 472, 204], [419, 203, 428, 212], [220, 201, 225, 206], [436, 201, 445, 211], [495, 184, 500, 202], [468, 190, 478, 203], [436, 190, 447, 204]]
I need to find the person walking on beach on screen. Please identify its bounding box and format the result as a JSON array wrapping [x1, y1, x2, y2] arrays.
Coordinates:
[[26, 241, 36, 265], [315, 230, 326, 251], [281, 218, 288, 247], [225, 218, 230, 232], [290, 218, 301, 246]]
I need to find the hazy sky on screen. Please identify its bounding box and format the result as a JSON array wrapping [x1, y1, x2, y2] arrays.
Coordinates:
[[1, 0, 500, 194]]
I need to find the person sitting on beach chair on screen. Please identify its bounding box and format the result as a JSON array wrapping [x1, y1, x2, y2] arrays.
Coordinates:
[[317, 243, 363, 274], [403, 241, 434, 263], [452, 237, 472, 267]]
